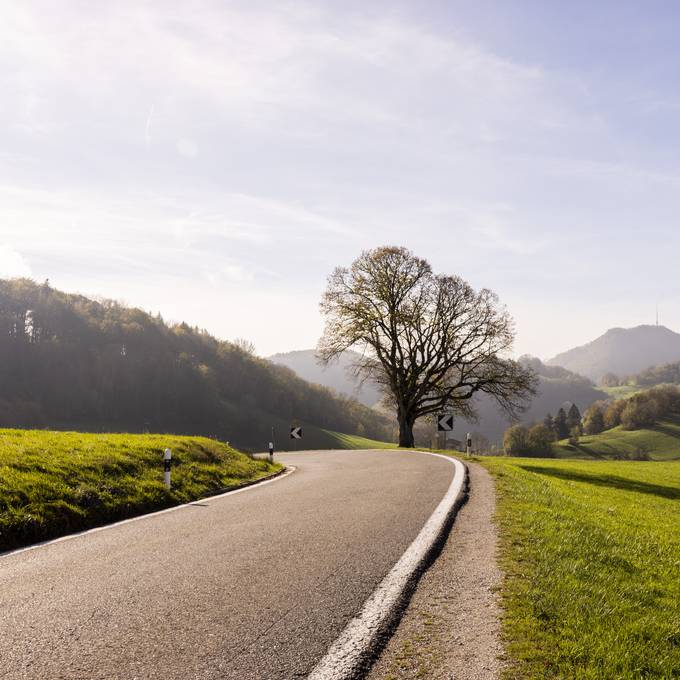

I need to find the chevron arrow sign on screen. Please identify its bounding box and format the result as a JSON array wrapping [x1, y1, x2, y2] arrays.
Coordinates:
[[290, 426, 303, 439], [437, 414, 454, 432]]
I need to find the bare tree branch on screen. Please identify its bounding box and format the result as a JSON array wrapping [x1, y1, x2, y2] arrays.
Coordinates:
[[318, 246, 537, 447]]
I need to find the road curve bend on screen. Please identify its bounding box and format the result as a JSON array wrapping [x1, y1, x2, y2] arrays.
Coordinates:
[[0, 449, 463, 679]]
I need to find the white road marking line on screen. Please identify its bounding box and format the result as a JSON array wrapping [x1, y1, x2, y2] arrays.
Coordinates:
[[308, 453, 467, 680]]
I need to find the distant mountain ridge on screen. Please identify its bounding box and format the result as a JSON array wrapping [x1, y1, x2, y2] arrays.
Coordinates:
[[547, 325, 680, 383], [268, 349, 383, 407]]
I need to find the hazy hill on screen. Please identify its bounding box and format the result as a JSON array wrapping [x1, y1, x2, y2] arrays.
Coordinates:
[[271, 349, 607, 445], [448, 356, 608, 445], [0, 279, 394, 450], [628, 359, 680, 387], [547, 325, 680, 383], [268, 349, 383, 407]]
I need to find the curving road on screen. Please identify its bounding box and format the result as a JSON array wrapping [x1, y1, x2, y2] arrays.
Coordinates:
[[0, 450, 456, 679]]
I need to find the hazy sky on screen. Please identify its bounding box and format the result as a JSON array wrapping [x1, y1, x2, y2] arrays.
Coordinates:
[[2, 1, 680, 359]]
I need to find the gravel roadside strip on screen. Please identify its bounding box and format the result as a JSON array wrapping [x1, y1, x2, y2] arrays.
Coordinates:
[[365, 461, 505, 680]]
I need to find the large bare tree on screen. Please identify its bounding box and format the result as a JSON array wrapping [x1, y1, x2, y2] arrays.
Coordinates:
[[318, 246, 536, 447]]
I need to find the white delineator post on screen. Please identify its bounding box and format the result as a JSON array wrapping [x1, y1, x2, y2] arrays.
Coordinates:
[[164, 448, 172, 489], [268, 442, 274, 464], [466, 433, 472, 456]]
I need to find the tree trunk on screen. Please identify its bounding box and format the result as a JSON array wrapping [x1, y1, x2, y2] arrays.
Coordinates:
[[398, 412, 415, 447]]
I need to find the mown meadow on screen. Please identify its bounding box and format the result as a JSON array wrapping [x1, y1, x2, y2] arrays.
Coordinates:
[[553, 418, 680, 461], [0, 429, 281, 552], [482, 457, 680, 679]]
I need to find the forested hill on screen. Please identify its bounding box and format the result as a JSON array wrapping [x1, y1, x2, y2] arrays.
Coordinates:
[[0, 279, 394, 450]]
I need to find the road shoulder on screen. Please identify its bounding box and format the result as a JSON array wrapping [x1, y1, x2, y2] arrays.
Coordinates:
[[365, 461, 505, 679]]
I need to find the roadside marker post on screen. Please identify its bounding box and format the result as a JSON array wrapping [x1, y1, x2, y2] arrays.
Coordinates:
[[466, 433, 472, 456], [268, 441, 274, 464], [164, 448, 172, 489]]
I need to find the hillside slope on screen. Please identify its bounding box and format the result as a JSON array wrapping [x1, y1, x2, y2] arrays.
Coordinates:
[[628, 359, 680, 387], [0, 279, 394, 450], [268, 349, 382, 407], [547, 325, 680, 382], [553, 418, 680, 461], [449, 357, 607, 444]]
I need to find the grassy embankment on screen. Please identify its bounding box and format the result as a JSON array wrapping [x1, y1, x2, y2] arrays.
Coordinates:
[[0, 429, 282, 552], [481, 456, 680, 679], [553, 418, 680, 461]]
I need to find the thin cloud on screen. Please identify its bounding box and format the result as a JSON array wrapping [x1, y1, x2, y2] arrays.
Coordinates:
[[176, 138, 198, 158], [2, 3, 680, 356]]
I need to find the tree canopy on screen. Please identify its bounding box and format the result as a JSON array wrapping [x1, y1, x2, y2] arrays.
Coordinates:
[[318, 246, 536, 447]]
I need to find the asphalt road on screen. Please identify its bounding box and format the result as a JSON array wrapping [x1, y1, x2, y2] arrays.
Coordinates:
[[0, 450, 455, 679]]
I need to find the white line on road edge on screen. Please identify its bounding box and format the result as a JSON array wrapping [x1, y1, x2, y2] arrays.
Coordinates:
[[0, 466, 296, 561], [308, 453, 467, 680]]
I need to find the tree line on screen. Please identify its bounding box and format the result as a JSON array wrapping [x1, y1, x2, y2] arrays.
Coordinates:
[[601, 361, 680, 389], [581, 385, 680, 434], [503, 403, 582, 457], [0, 279, 393, 449], [503, 384, 680, 456]]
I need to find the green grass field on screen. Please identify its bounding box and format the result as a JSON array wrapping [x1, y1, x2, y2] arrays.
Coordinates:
[[0, 429, 281, 552], [553, 419, 680, 461], [481, 457, 680, 679], [269, 422, 396, 451], [318, 429, 398, 449]]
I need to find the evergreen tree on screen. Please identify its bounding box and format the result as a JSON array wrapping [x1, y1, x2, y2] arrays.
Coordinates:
[[567, 403, 582, 434], [554, 407, 569, 439], [543, 413, 557, 441]]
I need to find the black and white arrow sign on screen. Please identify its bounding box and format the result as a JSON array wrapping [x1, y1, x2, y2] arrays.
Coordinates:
[[290, 426, 303, 439], [437, 414, 454, 432]]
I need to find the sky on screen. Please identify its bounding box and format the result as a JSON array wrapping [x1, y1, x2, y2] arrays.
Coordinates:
[[2, 0, 680, 359]]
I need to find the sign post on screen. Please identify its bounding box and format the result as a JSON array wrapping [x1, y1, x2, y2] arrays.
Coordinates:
[[163, 448, 172, 490], [435, 413, 454, 450]]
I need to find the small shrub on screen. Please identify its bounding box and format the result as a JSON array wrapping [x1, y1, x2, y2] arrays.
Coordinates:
[[568, 425, 581, 445], [503, 423, 554, 457], [632, 446, 652, 461]]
